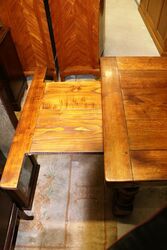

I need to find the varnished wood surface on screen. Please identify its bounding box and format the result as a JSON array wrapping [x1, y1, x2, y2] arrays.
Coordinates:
[[101, 56, 167, 183], [101, 58, 133, 182], [0, 0, 55, 74], [1, 79, 102, 189], [49, 0, 104, 80], [131, 151, 167, 182], [31, 81, 102, 153], [0, 68, 46, 189]]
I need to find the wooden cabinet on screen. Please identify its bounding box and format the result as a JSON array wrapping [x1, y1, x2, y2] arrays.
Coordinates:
[[0, 0, 55, 75], [49, 0, 105, 80], [0, 26, 27, 111], [139, 0, 167, 56]]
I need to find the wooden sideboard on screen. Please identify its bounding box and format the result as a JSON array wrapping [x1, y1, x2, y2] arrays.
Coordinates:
[[139, 0, 167, 56], [49, 0, 105, 80], [0, 0, 55, 75]]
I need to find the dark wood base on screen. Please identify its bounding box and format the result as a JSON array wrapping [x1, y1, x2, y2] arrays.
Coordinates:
[[112, 187, 139, 216]]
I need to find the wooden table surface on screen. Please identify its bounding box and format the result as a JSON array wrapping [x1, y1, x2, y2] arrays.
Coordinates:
[[101, 57, 167, 184], [0, 71, 102, 189], [1, 56, 167, 190]]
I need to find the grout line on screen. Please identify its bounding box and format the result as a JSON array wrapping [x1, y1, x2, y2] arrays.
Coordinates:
[[64, 154, 73, 247]]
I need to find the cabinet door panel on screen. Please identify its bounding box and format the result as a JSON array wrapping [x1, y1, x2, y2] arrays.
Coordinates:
[[139, 0, 167, 55], [141, 0, 149, 10], [148, 0, 164, 27], [158, 0, 167, 39]]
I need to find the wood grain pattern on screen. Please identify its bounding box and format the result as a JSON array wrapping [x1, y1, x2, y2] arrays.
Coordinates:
[[0, 0, 55, 74], [131, 151, 167, 182], [117, 57, 167, 70], [101, 56, 167, 183], [127, 119, 167, 150], [49, 0, 104, 80], [120, 71, 167, 89], [123, 87, 167, 119], [0, 68, 46, 189], [100, 57, 133, 182], [31, 81, 103, 153]]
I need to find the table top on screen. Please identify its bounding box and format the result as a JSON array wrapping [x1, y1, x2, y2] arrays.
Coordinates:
[[31, 81, 102, 153], [1, 56, 167, 190], [0, 68, 102, 189], [101, 57, 167, 184]]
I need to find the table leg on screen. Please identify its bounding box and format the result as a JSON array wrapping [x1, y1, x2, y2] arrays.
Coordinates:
[[112, 186, 139, 216]]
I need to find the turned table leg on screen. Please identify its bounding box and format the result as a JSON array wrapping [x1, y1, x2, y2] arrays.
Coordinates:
[[112, 186, 139, 216]]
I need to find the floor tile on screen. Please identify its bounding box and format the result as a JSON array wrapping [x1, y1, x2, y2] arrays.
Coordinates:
[[66, 154, 106, 249], [16, 154, 71, 248], [104, 0, 159, 56]]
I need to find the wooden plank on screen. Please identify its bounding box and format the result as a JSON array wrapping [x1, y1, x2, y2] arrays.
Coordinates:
[[42, 82, 101, 110], [35, 109, 102, 128], [0, 67, 46, 189], [44, 81, 101, 95], [127, 119, 167, 150], [120, 70, 167, 89], [31, 111, 102, 152], [123, 88, 167, 119], [131, 151, 167, 181], [31, 127, 103, 153], [117, 57, 167, 71], [31, 81, 102, 153], [101, 57, 133, 182]]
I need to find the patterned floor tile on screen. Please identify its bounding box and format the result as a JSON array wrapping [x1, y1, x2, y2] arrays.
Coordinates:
[[16, 154, 71, 249]]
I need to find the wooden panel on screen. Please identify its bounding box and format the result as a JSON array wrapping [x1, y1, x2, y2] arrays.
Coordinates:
[[147, 0, 164, 27], [0, 68, 46, 189], [139, 0, 167, 55], [117, 57, 167, 71], [100, 57, 133, 182], [35, 109, 102, 128], [140, 0, 149, 9], [158, 0, 167, 39], [0, 0, 55, 74], [31, 81, 103, 153], [131, 151, 167, 181], [127, 119, 167, 150], [49, 0, 104, 79], [101, 57, 167, 183], [123, 88, 167, 119], [0, 0, 35, 71], [120, 70, 167, 89]]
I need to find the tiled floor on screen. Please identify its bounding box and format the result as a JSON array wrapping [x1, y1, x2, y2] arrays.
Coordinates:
[[104, 0, 159, 56], [15, 0, 167, 249], [15, 154, 117, 249]]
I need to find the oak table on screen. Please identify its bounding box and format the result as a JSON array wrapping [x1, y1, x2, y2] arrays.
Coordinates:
[[1, 57, 167, 217], [101, 57, 167, 215]]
